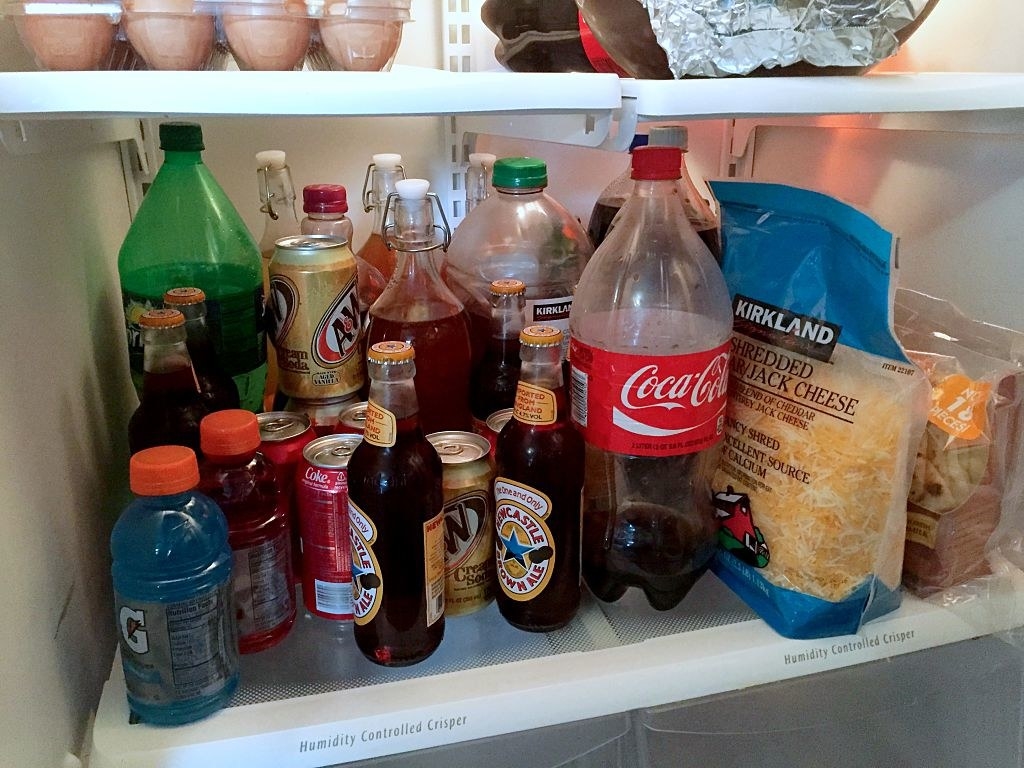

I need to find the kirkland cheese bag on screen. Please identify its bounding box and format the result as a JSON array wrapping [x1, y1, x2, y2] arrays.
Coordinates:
[[708, 180, 930, 639]]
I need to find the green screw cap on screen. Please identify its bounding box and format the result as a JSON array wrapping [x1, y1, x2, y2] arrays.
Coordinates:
[[159, 122, 205, 152], [492, 157, 548, 189]]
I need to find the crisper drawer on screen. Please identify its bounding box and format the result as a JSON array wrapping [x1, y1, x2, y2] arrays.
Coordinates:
[[637, 635, 1023, 768], [336, 712, 638, 768]]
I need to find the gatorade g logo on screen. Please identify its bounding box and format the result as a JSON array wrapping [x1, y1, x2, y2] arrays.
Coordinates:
[[350, 502, 382, 625], [119, 606, 148, 654], [267, 274, 299, 345], [313, 279, 360, 367]]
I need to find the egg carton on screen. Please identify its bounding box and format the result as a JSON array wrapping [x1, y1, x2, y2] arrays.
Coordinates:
[[3, 0, 411, 71]]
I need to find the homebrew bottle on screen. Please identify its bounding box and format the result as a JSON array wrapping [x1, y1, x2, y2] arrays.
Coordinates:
[[569, 145, 732, 611], [128, 308, 210, 455], [347, 341, 445, 666], [464, 152, 496, 216], [301, 183, 388, 316], [163, 287, 240, 413], [494, 325, 584, 632], [111, 445, 238, 725], [256, 149, 301, 412], [199, 409, 296, 653], [442, 156, 592, 368], [356, 152, 406, 284], [365, 179, 473, 434], [470, 278, 525, 435], [119, 122, 266, 412]]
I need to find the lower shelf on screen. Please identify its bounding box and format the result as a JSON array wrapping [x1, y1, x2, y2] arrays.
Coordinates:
[[88, 572, 1024, 768]]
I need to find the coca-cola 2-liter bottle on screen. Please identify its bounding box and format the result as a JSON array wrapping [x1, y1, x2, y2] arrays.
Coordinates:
[[569, 145, 732, 611]]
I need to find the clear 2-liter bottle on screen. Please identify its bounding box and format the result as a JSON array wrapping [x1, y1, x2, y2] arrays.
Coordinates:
[[347, 341, 445, 666], [128, 308, 209, 456], [494, 325, 584, 632], [365, 179, 473, 434], [569, 145, 732, 611], [163, 287, 240, 413], [111, 445, 239, 725], [199, 409, 296, 653], [118, 122, 266, 412]]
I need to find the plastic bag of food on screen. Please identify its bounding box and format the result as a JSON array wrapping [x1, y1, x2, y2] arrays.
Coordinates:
[[893, 289, 1024, 598], [708, 180, 930, 639]]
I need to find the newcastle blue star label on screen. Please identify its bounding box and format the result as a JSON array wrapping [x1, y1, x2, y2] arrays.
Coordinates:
[[494, 477, 555, 602]]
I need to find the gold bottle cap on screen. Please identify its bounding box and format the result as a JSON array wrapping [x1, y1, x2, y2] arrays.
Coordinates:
[[368, 340, 415, 363], [520, 325, 563, 347], [490, 278, 526, 295], [139, 308, 186, 329], [163, 287, 206, 306]]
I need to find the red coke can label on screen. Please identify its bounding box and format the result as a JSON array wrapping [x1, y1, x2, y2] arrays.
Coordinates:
[[569, 339, 730, 456], [296, 434, 363, 620]]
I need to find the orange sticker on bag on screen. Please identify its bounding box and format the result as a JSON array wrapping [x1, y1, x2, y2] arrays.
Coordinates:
[[928, 374, 990, 441]]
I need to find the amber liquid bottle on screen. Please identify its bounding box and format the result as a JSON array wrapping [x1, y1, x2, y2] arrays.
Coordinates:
[[128, 308, 210, 455], [470, 278, 525, 434], [365, 179, 473, 434], [356, 152, 406, 285], [494, 325, 584, 632], [347, 341, 445, 666]]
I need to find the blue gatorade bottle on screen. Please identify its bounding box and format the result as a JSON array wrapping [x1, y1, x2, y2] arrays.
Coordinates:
[[111, 445, 239, 725]]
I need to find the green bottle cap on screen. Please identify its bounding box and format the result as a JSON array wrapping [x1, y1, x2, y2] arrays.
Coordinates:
[[492, 157, 548, 189], [159, 122, 205, 152]]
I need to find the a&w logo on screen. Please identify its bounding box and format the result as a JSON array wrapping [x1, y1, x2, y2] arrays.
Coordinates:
[[267, 274, 299, 345], [312, 280, 360, 367]]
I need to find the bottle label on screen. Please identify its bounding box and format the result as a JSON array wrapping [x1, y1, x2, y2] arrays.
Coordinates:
[[512, 382, 557, 426], [569, 339, 730, 457], [493, 477, 556, 602], [363, 401, 397, 447], [114, 581, 238, 706], [349, 502, 383, 626], [232, 530, 294, 640], [424, 512, 446, 627], [526, 296, 573, 360]]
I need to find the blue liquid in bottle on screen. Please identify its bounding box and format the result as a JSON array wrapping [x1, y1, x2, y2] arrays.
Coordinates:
[[110, 445, 239, 725]]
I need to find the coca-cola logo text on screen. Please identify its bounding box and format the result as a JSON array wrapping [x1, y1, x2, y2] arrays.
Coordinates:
[[620, 354, 729, 413]]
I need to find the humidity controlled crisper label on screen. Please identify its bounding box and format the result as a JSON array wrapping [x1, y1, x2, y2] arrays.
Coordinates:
[[115, 583, 237, 705]]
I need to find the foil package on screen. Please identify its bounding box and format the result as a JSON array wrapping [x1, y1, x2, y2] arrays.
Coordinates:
[[640, 0, 933, 76]]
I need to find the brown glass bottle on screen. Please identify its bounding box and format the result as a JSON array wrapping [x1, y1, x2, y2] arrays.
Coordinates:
[[470, 279, 525, 433], [163, 287, 240, 413], [347, 341, 445, 666], [494, 325, 584, 632], [128, 309, 210, 455]]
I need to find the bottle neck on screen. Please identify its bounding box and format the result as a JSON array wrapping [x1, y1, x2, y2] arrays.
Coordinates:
[[490, 292, 525, 340], [631, 176, 681, 199], [496, 185, 544, 197], [141, 327, 200, 394], [367, 360, 420, 423], [370, 170, 404, 229], [161, 150, 203, 167], [514, 343, 567, 424]]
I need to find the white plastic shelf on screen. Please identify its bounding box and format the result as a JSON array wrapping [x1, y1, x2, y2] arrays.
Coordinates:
[[89, 574, 1024, 768]]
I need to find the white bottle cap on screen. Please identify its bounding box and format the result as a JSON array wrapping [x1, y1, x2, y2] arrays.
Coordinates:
[[468, 152, 497, 168], [395, 178, 429, 200], [372, 152, 402, 169], [255, 149, 287, 169]]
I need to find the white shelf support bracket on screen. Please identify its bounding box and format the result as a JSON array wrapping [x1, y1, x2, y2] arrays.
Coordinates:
[[0, 117, 143, 156], [117, 118, 159, 219]]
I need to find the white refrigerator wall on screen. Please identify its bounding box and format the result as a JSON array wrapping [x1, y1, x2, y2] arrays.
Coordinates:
[[1, 2, 1023, 768]]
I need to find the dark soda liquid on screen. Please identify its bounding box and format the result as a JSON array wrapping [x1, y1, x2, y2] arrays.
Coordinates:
[[128, 367, 210, 455], [470, 335, 521, 423], [495, 392, 584, 632], [356, 232, 398, 286], [186, 334, 241, 413], [366, 312, 473, 434], [348, 418, 445, 665], [201, 453, 296, 653], [581, 450, 719, 611], [588, 201, 721, 262]]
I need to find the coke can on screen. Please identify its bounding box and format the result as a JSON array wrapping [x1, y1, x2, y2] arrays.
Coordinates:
[[483, 407, 514, 456], [336, 400, 369, 435], [426, 431, 496, 617], [296, 433, 363, 621], [258, 411, 316, 582], [267, 235, 364, 401]]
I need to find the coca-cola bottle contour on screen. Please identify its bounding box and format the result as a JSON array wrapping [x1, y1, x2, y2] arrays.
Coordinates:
[[569, 145, 732, 611]]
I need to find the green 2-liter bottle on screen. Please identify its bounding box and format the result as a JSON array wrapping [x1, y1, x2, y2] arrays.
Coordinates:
[[119, 122, 266, 412]]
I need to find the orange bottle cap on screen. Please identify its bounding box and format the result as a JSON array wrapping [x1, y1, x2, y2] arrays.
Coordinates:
[[163, 287, 206, 306], [490, 278, 526, 295], [200, 409, 261, 456], [139, 308, 185, 329], [520, 325, 563, 347], [130, 445, 200, 496], [368, 340, 415, 363]]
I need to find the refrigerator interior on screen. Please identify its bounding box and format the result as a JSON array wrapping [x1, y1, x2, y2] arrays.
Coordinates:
[[1, 1, 1023, 767]]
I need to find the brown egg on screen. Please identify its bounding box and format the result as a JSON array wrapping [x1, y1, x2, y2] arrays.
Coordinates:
[[223, 13, 312, 71], [122, 0, 215, 71], [317, 17, 403, 72], [15, 13, 116, 71]]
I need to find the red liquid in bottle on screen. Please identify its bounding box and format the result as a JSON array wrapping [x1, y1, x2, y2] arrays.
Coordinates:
[[129, 367, 210, 455], [356, 231, 398, 286], [366, 313, 472, 435]]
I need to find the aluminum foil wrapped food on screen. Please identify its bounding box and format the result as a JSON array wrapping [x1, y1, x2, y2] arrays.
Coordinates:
[[578, 0, 939, 78]]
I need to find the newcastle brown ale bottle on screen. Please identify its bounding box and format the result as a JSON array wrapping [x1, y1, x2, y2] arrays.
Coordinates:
[[494, 325, 584, 632], [347, 341, 446, 665]]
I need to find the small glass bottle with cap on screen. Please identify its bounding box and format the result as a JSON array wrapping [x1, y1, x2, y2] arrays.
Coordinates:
[[470, 278, 526, 434], [356, 152, 406, 284], [464, 152, 497, 216]]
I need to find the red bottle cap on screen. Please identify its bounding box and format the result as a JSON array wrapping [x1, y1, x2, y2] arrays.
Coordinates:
[[631, 145, 682, 181], [130, 445, 200, 496], [303, 184, 348, 214], [200, 409, 261, 456]]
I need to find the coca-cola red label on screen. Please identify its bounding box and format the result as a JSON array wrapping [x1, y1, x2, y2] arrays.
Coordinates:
[[569, 339, 730, 456]]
